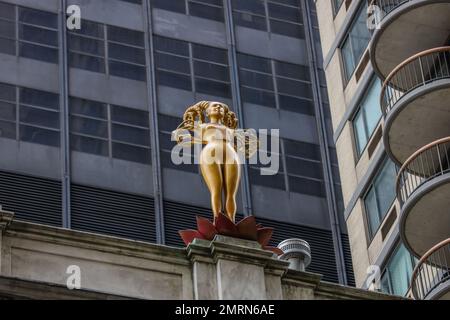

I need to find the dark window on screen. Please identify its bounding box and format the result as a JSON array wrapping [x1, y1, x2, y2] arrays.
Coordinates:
[[71, 135, 108, 156], [0, 2, 15, 20], [112, 142, 151, 164], [69, 52, 105, 73], [364, 159, 397, 238], [19, 42, 58, 63], [15, 7, 59, 63], [119, 0, 142, 5], [188, 1, 224, 22], [341, 3, 371, 82], [152, 0, 186, 14], [68, 21, 146, 81], [238, 53, 313, 113], [108, 60, 147, 81], [107, 25, 144, 47], [20, 125, 59, 147], [111, 105, 149, 127], [154, 36, 230, 98]]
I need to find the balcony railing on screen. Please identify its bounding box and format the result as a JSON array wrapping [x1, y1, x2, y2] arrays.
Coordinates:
[[396, 137, 450, 207], [411, 238, 450, 300], [380, 47, 450, 116], [369, 0, 412, 28]]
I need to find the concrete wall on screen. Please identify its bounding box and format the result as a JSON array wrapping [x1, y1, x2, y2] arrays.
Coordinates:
[[0, 210, 396, 300]]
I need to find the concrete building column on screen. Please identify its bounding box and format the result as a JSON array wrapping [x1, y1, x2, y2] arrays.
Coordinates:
[[187, 235, 289, 300]]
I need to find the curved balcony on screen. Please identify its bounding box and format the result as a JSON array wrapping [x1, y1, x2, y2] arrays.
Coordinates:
[[381, 47, 450, 166], [411, 238, 450, 300], [397, 137, 450, 258], [369, 0, 450, 80]]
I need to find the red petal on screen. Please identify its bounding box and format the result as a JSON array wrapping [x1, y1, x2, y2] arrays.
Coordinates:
[[214, 213, 238, 237], [236, 216, 258, 240], [178, 230, 205, 246], [196, 216, 217, 240], [257, 227, 274, 247], [263, 246, 284, 256]]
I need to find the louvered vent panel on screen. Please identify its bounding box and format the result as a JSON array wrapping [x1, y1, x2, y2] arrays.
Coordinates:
[[71, 185, 156, 243], [163, 200, 355, 284], [0, 170, 62, 226], [341, 233, 356, 286]]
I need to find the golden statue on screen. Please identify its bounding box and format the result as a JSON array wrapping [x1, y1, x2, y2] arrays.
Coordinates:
[[172, 101, 256, 223]]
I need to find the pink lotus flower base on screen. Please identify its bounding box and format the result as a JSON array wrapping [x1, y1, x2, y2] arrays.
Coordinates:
[[179, 214, 283, 255]]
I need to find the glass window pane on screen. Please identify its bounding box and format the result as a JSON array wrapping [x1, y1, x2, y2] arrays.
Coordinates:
[[71, 20, 104, 39], [364, 79, 382, 136], [152, 0, 186, 14], [19, 24, 58, 46], [289, 176, 325, 197], [194, 61, 229, 82], [268, 3, 302, 23], [112, 124, 150, 146], [365, 187, 380, 236], [0, 83, 16, 102], [20, 88, 59, 110], [155, 52, 190, 74], [354, 78, 382, 155], [108, 42, 145, 65], [0, 19, 15, 38], [270, 19, 304, 38], [353, 108, 368, 155], [0, 38, 16, 55], [238, 53, 271, 74], [19, 125, 59, 147], [276, 77, 312, 98], [275, 61, 310, 81], [0, 119, 16, 139], [154, 36, 189, 56], [195, 78, 231, 98], [156, 70, 192, 91], [69, 97, 107, 119], [0, 2, 15, 20], [19, 7, 58, 29], [107, 26, 144, 47], [20, 105, 59, 129], [19, 42, 58, 64], [109, 60, 147, 81], [249, 167, 285, 190], [232, 0, 265, 15], [278, 95, 314, 115], [71, 134, 108, 156], [341, 3, 370, 81], [284, 139, 321, 160], [0, 101, 16, 121], [69, 52, 105, 73], [111, 105, 149, 127], [286, 157, 323, 179], [233, 12, 267, 31], [70, 115, 108, 138], [241, 87, 275, 107], [112, 142, 151, 164], [239, 70, 274, 91], [192, 43, 228, 64], [374, 160, 396, 218], [387, 245, 414, 296], [68, 34, 104, 56], [189, 2, 224, 22]]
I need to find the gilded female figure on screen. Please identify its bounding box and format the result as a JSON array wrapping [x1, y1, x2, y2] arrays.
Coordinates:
[[172, 101, 255, 223]]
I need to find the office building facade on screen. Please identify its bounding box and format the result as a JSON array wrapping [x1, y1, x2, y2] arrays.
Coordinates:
[[315, 0, 450, 299], [0, 0, 353, 285]]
